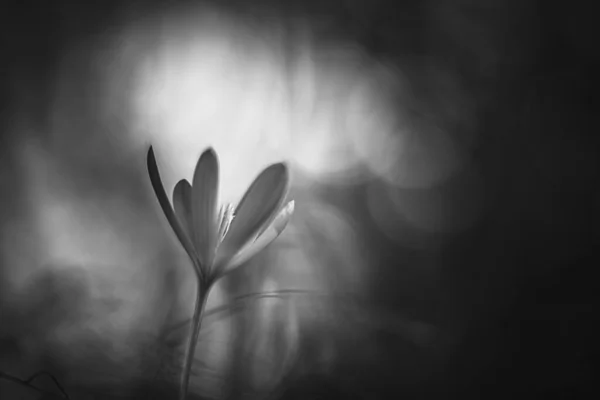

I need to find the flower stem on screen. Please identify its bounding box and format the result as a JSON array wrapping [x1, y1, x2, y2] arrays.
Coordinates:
[[179, 276, 211, 400]]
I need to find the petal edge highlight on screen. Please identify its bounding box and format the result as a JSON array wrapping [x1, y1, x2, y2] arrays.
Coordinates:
[[215, 162, 289, 268], [216, 200, 294, 279]]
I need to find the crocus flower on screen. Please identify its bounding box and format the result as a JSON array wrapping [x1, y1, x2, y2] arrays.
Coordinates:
[[147, 146, 294, 285], [146, 146, 294, 400]]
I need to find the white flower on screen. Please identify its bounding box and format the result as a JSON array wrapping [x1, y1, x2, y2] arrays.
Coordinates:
[[147, 146, 294, 284]]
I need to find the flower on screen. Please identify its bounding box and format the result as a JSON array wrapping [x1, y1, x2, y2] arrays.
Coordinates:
[[147, 146, 294, 285]]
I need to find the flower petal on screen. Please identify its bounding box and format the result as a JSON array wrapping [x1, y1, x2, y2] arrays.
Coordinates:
[[215, 162, 289, 268], [216, 200, 294, 279], [173, 179, 193, 239], [191, 148, 219, 267], [147, 147, 201, 274]]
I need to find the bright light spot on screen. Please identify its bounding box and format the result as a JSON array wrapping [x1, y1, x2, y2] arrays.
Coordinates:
[[102, 5, 414, 196]]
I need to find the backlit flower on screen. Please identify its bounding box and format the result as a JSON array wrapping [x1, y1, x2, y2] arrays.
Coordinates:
[[147, 146, 294, 285]]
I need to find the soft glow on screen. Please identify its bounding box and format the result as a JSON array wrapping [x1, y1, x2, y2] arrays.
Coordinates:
[[119, 5, 410, 195]]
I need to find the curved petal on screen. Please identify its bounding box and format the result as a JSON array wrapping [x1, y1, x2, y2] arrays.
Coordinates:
[[173, 179, 193, 239], [216, 200, 294, 279], [192, 148, 219, 267], [147, 147, 201, 274], [215, 162, 289, 269]]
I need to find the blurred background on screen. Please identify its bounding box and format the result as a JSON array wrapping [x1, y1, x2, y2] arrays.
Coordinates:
[[0, 0, 598, 399]]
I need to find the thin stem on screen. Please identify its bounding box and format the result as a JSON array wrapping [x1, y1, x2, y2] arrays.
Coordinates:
[[0, 370, 70, 399], [179, 276, 211, 400]]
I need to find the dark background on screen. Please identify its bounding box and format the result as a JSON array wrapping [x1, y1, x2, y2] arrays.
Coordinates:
[[1, 0, 598, 399]]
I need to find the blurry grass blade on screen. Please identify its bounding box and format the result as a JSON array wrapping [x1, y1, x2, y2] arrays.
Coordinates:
[[173, 179, 194, 239], [219, 201, 294, 277], [216, 162, 289, 267], [147, 147, 201, 273], [202, 289, 323, 321], [192, 148, 219, 267]]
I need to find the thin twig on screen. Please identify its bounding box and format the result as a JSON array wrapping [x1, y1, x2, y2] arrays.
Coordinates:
[[0, 369, 71, 399]]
